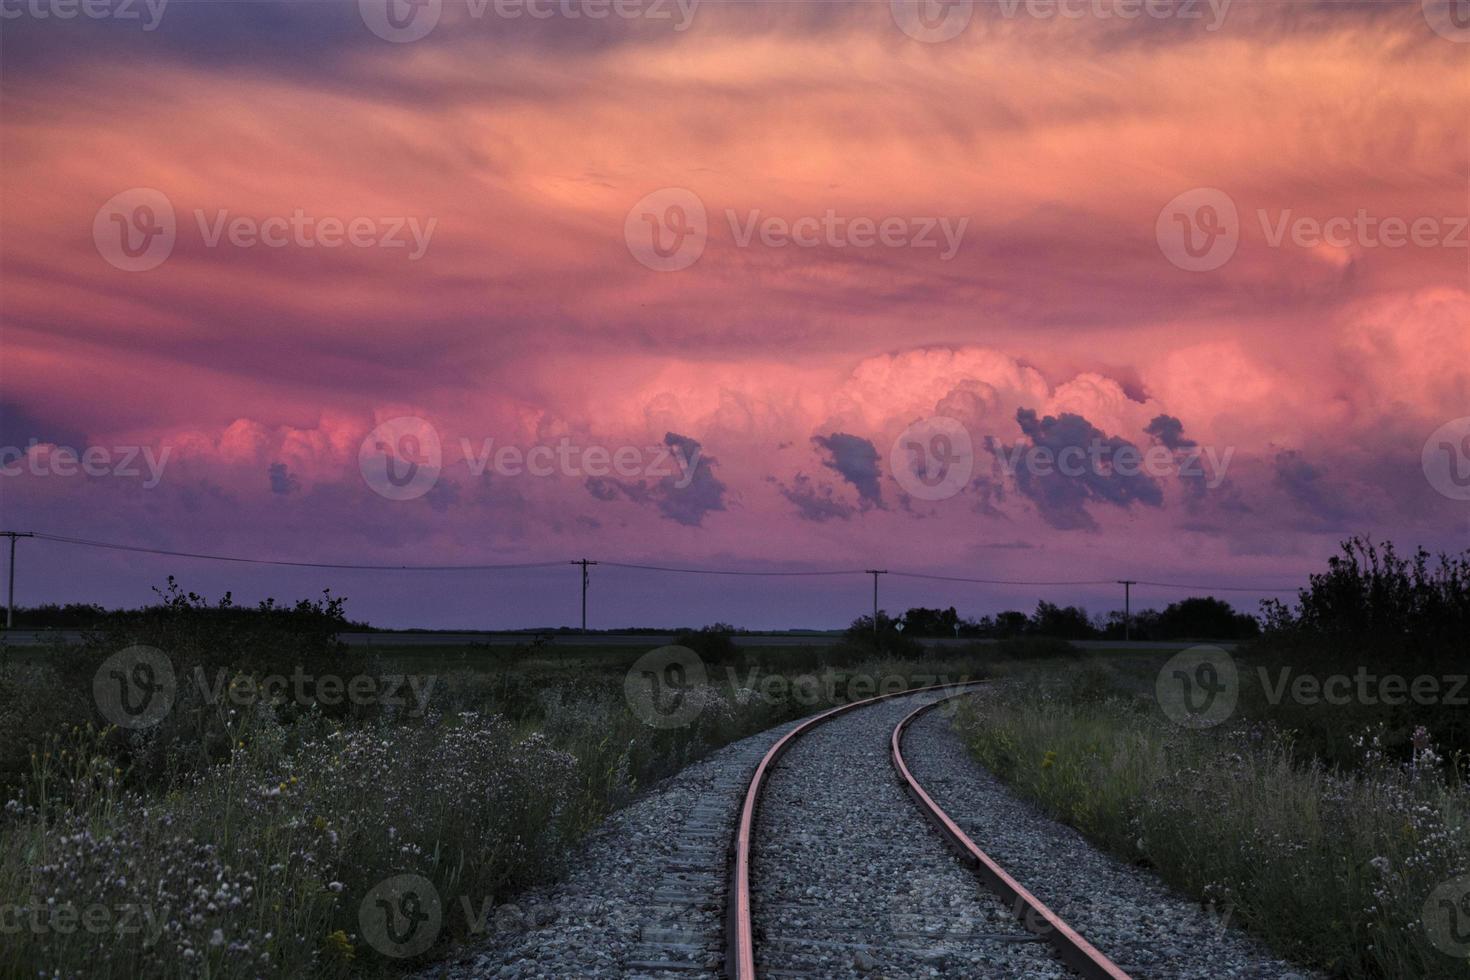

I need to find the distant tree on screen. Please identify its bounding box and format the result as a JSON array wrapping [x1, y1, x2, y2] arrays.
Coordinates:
[[1028, 601, 1098, 640], [993, 610, 1030, 638], [844, 612, 923, 656], [1154, 597, 1259, 640], [900, 606, 961, 637]]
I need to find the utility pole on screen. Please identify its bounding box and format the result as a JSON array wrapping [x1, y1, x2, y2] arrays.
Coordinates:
[[571, 559, 597, 632], [3, 532, 34, 630], [1117, 580, 1137, 642], [865, 569, 887, 645]]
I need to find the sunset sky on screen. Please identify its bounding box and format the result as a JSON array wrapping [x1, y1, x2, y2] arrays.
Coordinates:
[[1, 0, 1467, 628]]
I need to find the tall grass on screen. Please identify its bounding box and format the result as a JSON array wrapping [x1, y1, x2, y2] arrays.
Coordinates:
[[955, 681, 1470, 979], [0, 639, 981, 978]]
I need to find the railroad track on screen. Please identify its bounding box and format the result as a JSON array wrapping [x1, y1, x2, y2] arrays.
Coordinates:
[[725, 684, 1133, 979]]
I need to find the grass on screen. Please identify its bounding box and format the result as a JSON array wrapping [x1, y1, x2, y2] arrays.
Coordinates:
[[0, 628, 989, 979], [957, 657, 1470, 979]]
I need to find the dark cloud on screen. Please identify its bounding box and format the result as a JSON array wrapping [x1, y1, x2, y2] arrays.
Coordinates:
[[774, 473, 857, 523], [1144, 414, 1196, 452], [267, 462, 299, 495], [584, 477, 622, 502], [813, 432, 882, 507], [423, 478, 460, 513], [582, 433, 726, 527], [0, 401, 88, 453], [1006, 409, 1163, 531], [1273, 450, 1353, 527], [656, 432, 727, 527]]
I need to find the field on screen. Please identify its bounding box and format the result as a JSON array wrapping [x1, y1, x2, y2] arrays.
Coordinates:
[[959, 649, 1470, 979], [0, 625, 1007, 979], [3, 555, 1468, 980]]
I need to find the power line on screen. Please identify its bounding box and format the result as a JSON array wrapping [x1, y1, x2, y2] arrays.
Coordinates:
[[889, 570, 1115, 587], [18, 531, 1304, 593], [599, 560, 867, 577], [29, 533, 567, 572]]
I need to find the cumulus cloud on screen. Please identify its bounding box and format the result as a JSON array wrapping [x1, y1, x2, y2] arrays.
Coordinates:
[[1144, 415, 1196, 452], [774, 473, 857, 523], [813, 433, 882, 507], [1004, 409, 1164, 531], [267, 462, 300, 495], [582, 432, 727, 527]]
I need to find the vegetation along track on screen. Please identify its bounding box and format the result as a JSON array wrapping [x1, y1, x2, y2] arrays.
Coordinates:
[[726, 683, 1133, 979]]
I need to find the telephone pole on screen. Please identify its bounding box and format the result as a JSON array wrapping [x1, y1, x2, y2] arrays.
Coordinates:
[[3, 532, 35, 630], [1117, 579, 1137, 642], [865, 569, 887, 645], [571, 559, 597, 632]]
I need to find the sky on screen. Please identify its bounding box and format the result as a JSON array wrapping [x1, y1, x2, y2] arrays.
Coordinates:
[[0, 0, 1467, 629]]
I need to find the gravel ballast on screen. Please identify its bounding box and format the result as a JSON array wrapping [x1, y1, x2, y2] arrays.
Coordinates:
[[901, 694, 1314, 980], [421, 688, 1315, 979]]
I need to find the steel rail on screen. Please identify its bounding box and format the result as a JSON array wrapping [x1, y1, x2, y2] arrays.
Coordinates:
[[891, 695, 1134, 980], [724, 680, 987, 980]]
